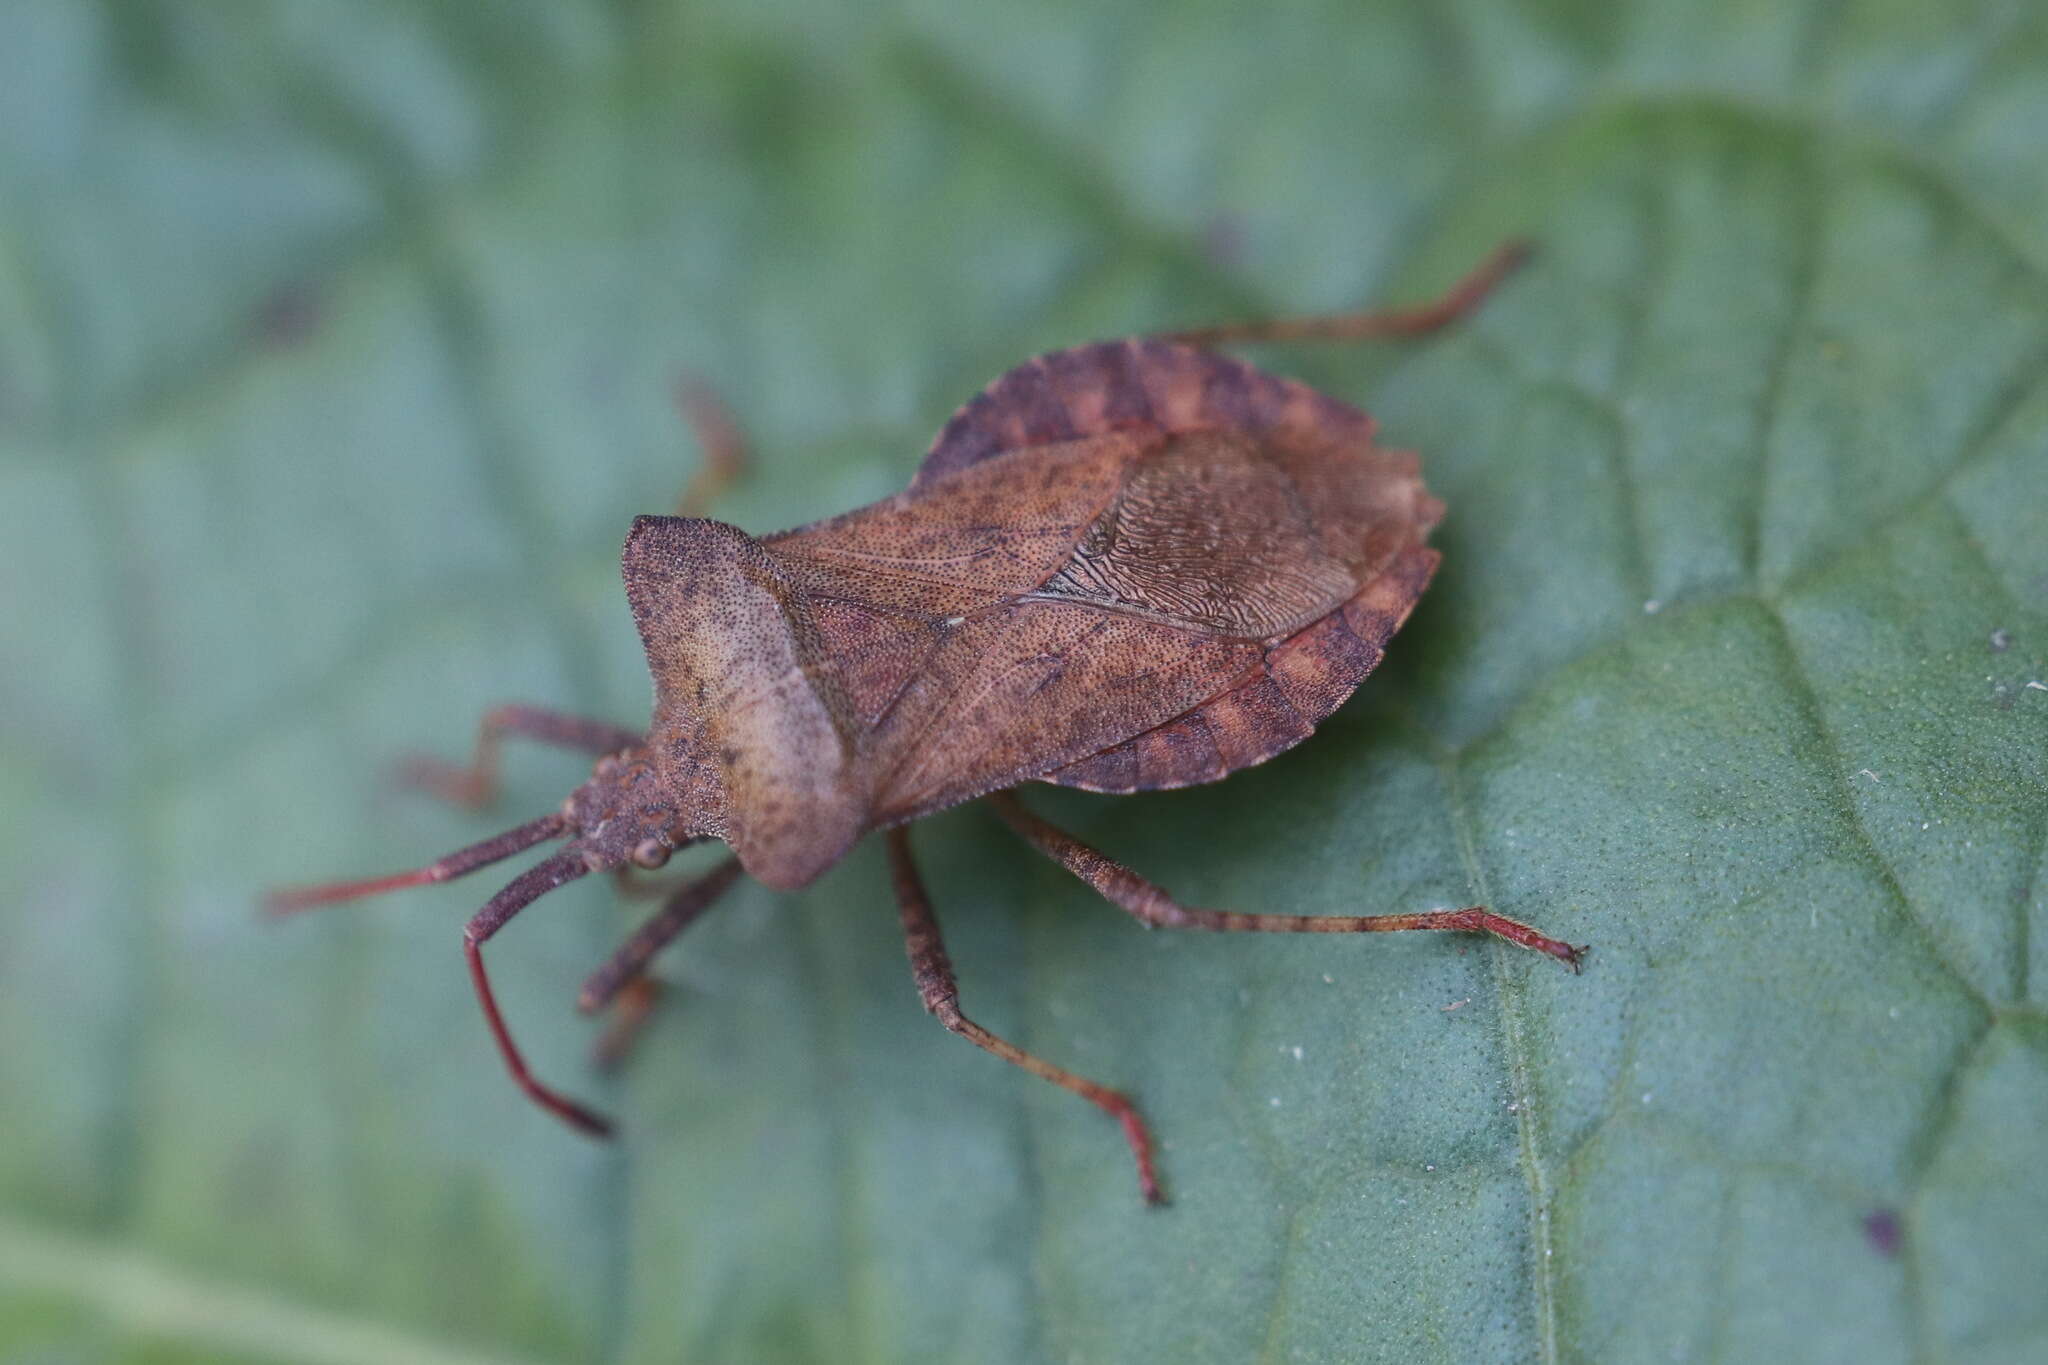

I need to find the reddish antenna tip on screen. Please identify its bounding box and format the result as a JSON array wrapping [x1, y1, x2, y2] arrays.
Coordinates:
[[464, 910, 617, 1142], [261, 867, 447, 918], [555, 1101, 616, 1141], [264, 871, 444, 912]]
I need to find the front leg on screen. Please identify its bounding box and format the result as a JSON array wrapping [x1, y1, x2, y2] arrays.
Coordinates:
[[401, 704, 643, 809], [672, 376, 747, 517], [577, 855, 744, 1069]]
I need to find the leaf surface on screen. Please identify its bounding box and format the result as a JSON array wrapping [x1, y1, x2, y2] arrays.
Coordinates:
[[3, 3, 2045, 1361]]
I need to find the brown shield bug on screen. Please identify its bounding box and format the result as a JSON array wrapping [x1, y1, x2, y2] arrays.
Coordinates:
[[268, 241, 1580, 1203]]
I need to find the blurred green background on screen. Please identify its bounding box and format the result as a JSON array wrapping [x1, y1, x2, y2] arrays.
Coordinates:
[[4, 2, 2047, 1362]]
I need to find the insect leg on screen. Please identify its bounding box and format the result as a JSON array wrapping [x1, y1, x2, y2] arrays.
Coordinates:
[[400, 704, 643, 809], [886, 826, 1164, 1205], [589, 976, 666, 1072], [579, 855, 742, 1068], [462, 850, 614, 1137], [1161, 239, 1531, 348], [673, 376, 747, 517], [577, 855, 743, 1014], [989, 791, 1585, 971]]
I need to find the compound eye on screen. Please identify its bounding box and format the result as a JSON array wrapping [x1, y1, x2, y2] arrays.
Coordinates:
[[631, 838, 672, 871]]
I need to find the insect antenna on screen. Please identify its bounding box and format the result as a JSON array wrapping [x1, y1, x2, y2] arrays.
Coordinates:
[[262, 811, 615, 1138], [261, 811, 570, 915], [461, 849, 610, 1137]]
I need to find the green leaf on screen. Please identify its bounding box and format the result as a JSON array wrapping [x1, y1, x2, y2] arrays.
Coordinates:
[[4, 3, 2045, 1362]]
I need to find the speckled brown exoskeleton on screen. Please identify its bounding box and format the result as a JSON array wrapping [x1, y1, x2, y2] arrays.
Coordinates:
[[268, 241, 1581, 1203]]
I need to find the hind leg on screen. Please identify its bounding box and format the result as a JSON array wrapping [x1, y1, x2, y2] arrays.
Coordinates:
[[1162, 239, 1530, 348], [989, 790, 1584, 970]]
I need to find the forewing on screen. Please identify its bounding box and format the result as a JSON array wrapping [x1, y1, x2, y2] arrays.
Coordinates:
[[866, 599, 1264, 826], [766, 339, 1448, 821], [761, 429, 1153, 729], [863, 428, 1436, 818], [892, 336, 1448, 801], [765, 431, 1144, 618]]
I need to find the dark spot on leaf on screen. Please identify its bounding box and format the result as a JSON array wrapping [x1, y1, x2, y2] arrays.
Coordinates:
[[253, 280, 323, 348], [1203, 213, 1247, 266], [1863, 1208, 1902, 1257]]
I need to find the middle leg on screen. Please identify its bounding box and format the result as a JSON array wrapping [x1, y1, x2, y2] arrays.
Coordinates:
[[885, 826, 1163, 1204]]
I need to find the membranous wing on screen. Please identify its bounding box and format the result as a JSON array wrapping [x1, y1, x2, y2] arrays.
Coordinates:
[[1024, 428, 1356, 637]]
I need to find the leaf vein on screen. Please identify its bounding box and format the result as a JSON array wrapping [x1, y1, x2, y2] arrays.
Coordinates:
[[1437, 750, 1560, 1365]]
